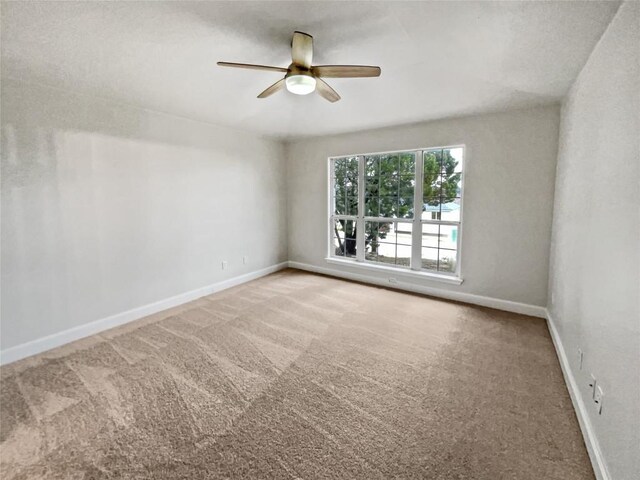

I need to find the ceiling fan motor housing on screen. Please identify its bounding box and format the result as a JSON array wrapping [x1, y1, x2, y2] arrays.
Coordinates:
[[286, 64, 312, 77]]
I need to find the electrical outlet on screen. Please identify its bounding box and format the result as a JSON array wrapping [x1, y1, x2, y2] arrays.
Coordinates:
[[594, 385, 604, 414], [243, 256, 248, 265], [388, 277, 398, 284], [221, 261, 228, 270], [577, 348, 583, 370], [588, 374, 597, 398]]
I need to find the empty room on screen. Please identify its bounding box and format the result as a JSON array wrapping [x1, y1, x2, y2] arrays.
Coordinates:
[[1, 1, 638, 479]]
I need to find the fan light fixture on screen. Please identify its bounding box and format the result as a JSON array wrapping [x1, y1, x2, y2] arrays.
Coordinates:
[[285, 74, 316, 95], [217, 31, 381, 103]]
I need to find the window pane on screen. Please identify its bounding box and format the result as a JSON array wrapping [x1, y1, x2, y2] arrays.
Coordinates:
[[395, 221, 413, 236], [396, 222, 413, 248], [364, 196, 379, 217], [398, 197, 413, 219], [365, 221, 393, 264], [438, 224, 459, 250], [396, 244, 411, 266], [380, 154, 400, 176], [364, 251, 378, 263], [441, 199, 461, 222], [399, 176, 415, 197], [438, 249, 457, 273], [333, 157, 358, 215], [422, 223, 439, 248], [379, 196, 397, 218], [365, 181, 379, 197], [333, 157, 346, 172], [345, 192, 358, 216], [423, 180, 440, 204], [399, 153, 416, 174], [375, 245, 396, 265], [334, 185, 346, 215], [332, 219, 357, 258], [439, 173, 459, 202], [449, 147, 464, 174], [333, 235, 342, 257], [422, 247, 439, 271], [365, 157, 378, 177], [365, 153, 415, 219], [422, 201, 441, 221], [379, 176, 397, 195]]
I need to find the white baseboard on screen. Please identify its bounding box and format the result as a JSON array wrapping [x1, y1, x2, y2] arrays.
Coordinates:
[[0, 262, 288, 366], [546, 310, 610, 480], [288, 261, 547, 318]]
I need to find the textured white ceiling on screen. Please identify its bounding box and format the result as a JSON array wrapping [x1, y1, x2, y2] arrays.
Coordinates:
[[1, 1, 620, 139]]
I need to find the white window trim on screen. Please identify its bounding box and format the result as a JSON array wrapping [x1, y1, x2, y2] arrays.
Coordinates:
[[325, 257, 464, 285], [328, 145, 465, 285]]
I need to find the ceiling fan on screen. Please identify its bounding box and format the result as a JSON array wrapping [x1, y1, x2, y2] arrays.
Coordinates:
[[217, 31, 381, 103]]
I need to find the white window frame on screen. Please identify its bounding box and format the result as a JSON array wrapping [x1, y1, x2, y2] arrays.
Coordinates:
[[327, 146, 465, 284]]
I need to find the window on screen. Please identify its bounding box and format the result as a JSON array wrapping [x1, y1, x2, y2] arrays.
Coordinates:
[[329, 146, 464, 279]]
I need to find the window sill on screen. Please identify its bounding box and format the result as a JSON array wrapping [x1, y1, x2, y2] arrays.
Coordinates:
[[325, 257, 464, 285]]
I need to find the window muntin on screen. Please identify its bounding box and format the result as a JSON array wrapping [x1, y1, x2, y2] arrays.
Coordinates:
[[329, 146, 464, 277]]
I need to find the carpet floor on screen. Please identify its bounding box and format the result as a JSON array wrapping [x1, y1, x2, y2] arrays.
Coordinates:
[[1, 269, 593, 479]]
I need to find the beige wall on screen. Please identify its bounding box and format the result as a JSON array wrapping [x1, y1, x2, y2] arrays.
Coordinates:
[[548, 2, 640, 478], [286, 105, 560, 307], [1, 79, 288, 351]]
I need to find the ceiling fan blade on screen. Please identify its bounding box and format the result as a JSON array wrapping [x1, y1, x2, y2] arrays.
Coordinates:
[[257, 78, 286, 98], [315, 78, 340, 103], [217, 62, 288, 73], [291, 31, 313, 68], [312, 65, 381, 78]]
